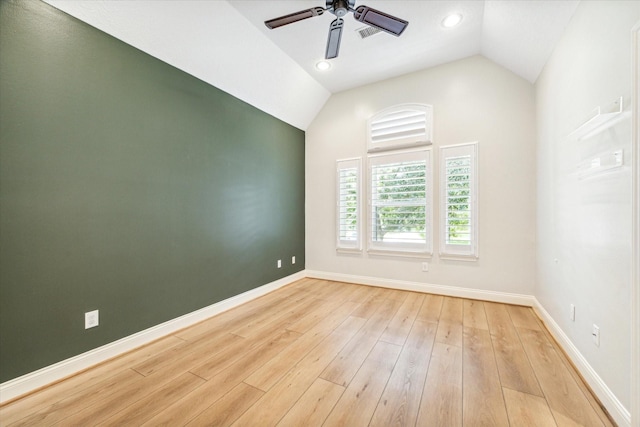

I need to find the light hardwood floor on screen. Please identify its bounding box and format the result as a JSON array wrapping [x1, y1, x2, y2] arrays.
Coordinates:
[[0, 278, 615, 426]]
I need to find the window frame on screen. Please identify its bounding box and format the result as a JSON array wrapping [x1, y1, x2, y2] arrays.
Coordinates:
[[439, 141, 478, 260], [367, 147, 433, 258], [336, 157, 362, 252]]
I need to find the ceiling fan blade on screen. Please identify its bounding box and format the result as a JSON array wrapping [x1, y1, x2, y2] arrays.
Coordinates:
[[353, 5, 408, 36], [265, 7, 325, 29], [325, 18, 344, 59]]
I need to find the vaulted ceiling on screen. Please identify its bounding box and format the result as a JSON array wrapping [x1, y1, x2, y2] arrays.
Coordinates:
[[232, 1, 579, 92], [43, 0, 579, 129]]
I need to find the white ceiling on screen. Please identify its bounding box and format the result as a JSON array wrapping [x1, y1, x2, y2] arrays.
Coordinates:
[[230, 0, 579, 92], [43, 0, 579, 129]]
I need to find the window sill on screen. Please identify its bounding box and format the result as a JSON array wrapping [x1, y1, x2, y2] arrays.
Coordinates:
[[439, 253, 478, 262], [367, 249, 432, 259], [336, 248, 363, 254]]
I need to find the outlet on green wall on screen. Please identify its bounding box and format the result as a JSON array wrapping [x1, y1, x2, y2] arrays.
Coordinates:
[[0, 0, 305, 383]]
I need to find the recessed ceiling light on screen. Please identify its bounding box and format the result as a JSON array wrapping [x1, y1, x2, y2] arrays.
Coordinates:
[[315, 61, 331, 71], [442, 13, 463, 28]]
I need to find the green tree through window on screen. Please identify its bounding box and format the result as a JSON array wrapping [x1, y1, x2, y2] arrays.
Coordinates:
[[371, 160, 426, 244], [338, 167, 358, 241], [337, 158, 361, 251], [440, 142, 477, 258], [445, 155, 471, 245]]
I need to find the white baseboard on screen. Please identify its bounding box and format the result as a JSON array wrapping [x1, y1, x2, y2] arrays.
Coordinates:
[[0, 271, 306, 404], [306, 270, 537, 306], [1, 269, 629, 427], [533, 300, 631, 427]]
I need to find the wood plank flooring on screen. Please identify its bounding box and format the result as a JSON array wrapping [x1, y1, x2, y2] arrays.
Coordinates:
[[0, 279, 615, 426]]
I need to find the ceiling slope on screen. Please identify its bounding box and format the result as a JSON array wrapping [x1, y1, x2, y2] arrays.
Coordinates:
[[41, 1, 580, 129], [481, 0, 579, 83], [43, 0, 330, 130]]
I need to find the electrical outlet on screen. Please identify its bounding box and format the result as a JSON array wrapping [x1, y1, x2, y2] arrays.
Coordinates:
[[592, 324, 600, 347], [277, 259, 282, 268], [421, 262, 429, 272], [85, 310, 99, 329], [292, 256, 296, 265], [570, 304, 575, 321]]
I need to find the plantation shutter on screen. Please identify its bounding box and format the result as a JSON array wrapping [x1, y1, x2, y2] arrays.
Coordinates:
[[440, 143, 478, 258], [367, 104, 432, 152], [368, 148, 432, 255], [336, 158, 361, 251]]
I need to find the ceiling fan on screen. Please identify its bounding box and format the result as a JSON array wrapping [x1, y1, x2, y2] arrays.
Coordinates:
[[264, 0, 409, 60]]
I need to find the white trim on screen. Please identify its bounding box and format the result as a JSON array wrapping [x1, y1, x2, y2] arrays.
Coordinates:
[[367, 141, 432, 154], [1, 268, 629, 426], [439, 254, 479, 262], [631, 20, 640, 427], [305, 270, 535, 306], [366, 145, 431, 159], [366, 249, 432, 259], [336, 248, 364, 255], [533, 300, 631, 427], [0, 271, 305, 404]]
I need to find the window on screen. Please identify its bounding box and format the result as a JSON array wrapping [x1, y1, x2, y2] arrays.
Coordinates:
[[440, 142, 478, 259], [336, 158, 361, 251], [368, 148, 432, 256], [367, 104, 433, 152]]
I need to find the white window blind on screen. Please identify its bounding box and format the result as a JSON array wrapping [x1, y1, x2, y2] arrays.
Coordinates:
[[440, 142, 478, 258], [368, 148, 432, 255], [367, 104, 433, 152], [336, 158, 361, 251]]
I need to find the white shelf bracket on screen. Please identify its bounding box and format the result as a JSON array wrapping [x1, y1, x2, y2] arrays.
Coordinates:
[[568, 96, 624, 140]]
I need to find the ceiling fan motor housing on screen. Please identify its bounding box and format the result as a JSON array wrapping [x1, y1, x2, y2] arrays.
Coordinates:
[[265, 0, 407, 59], [327, 0, 355, 17]]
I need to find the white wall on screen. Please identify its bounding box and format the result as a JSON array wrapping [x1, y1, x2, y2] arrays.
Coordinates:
[[306, 55, 536, 295], [536, 1, 640, 413]]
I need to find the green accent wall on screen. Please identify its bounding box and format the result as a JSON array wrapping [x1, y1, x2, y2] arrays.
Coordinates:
[[0, 0, 305, 383]]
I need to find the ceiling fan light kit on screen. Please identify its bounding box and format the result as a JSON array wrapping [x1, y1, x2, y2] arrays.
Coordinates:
[[264, 0, 409, 60]]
